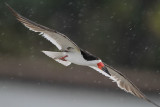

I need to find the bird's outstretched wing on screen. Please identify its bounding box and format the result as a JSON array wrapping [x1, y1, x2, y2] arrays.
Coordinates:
[[90, 63, 160, 107], [6, 3, 80, 52]]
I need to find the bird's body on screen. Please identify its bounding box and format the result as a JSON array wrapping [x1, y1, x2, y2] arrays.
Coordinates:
[[65, 51, 100, 66], [42, 48, 101, 67], [6, 3, 160, 107], [66, 49, 100, 65]]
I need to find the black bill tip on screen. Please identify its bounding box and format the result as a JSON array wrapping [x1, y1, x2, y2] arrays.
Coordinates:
[[102, 67, 111, 76]]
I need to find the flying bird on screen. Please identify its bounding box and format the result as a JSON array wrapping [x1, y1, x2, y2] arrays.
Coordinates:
[[6, 3, 160, 107]]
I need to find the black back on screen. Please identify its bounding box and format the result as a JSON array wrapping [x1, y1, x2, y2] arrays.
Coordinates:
[[80, 49, 99, 61]]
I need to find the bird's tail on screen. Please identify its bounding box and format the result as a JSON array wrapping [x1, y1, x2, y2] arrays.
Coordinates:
[[42, 51, 71, 66]]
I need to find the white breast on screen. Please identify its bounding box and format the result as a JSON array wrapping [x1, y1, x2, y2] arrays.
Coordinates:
[[65, 52, 101, 66]]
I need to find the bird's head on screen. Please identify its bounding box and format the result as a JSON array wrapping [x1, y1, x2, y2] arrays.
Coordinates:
[[96, 61, 110, 75]]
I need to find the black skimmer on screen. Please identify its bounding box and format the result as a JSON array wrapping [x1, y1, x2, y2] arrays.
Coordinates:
[[6, 4, 160, 107]]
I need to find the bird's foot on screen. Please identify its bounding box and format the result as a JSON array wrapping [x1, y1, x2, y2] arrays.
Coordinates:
[[59, 55, 68, 61]]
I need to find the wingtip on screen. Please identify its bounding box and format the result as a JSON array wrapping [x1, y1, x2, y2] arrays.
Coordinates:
[[145, 97, 160, 107], [5, 3, 19, 17], [5, 2, 12, 10], [5, 2, 9, 6]]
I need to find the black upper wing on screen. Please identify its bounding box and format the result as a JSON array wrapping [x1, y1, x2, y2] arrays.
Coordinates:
[[80, 49, 99, 61]]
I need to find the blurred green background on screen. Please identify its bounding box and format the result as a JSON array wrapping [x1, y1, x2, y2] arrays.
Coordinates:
[[0, 0, 160, 91], [0, 0, 160, 107]]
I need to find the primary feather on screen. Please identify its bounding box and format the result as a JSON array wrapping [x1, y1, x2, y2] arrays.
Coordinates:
[[5, 3, 79, 52], [90, 64, 160, 107]]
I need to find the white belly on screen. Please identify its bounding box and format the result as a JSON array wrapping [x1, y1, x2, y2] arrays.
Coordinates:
[[65, 52, 100, 66]]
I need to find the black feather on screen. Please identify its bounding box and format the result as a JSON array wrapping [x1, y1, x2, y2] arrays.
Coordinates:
[[80, 49, 99, 61]]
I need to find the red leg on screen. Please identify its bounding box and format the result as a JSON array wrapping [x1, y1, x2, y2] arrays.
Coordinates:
[[59, 55, 68, 61]]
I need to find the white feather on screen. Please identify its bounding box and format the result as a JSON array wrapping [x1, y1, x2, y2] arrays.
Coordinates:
[[41, 33, 62, 50], [89, 66, 115, 80], [55, 59, 71, 66], [42, 51, 71, 66]]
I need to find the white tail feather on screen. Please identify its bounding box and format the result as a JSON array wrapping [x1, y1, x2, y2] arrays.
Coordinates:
[[55, 59, 71, 66], [42, 51, 64, 59], [42, 51, 71, 66]]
